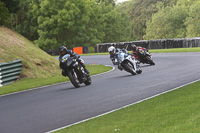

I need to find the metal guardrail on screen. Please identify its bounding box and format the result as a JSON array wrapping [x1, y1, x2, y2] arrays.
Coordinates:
[[0, 60, 22, 87]]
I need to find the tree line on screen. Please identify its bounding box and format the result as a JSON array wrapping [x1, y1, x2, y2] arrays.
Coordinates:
[[118, 0, 200, 40], [1, 0, 200, 50], [0, 0, 131, 50]]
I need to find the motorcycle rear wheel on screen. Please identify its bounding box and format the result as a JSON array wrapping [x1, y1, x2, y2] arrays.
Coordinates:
[[68, 70, 80, 88]]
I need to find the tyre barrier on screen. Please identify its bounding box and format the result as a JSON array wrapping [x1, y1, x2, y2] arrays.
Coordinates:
[[0, 60, 22, 87], [95, 37, 200, 52]]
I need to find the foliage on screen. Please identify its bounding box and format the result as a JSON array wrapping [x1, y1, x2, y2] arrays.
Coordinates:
[[5, 0, 40, 41], [34, 0, 91, 49], [0, 2, 10, 25], [0, 0, 20, 13], [1, 0, 130, 50], [144, 0, 200, 40], [185, 1, 200, 37], [1, 0, 200, 48], [144, 5, 188, 40], [96, 0, 117, 6], [103, 8, 131, 42], [128, 0, 161, 40]]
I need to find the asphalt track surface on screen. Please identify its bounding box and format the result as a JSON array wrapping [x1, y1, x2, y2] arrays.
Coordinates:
[[0, 53, 200, 133]]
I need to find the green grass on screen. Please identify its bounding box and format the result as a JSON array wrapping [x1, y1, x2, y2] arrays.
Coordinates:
[[149, 47, 200, 53], [54, 80, 200, 133], [0, 65, 112, 96], [0, 27, 61, 79]]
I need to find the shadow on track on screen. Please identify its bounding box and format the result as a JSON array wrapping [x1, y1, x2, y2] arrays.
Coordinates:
[[113, 74, 135, 79], [56, 83, 92, 91], [56, 87, 75, 91]]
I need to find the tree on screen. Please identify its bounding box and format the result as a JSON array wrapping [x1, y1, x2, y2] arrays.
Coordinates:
[[96, 0, 116, 6], [127, 0, 162, 40], [35, 0, 130, 49], [0, 2, 10, 25], [1, 0, 19, 13], [35, 0, 93, 49], [116, 0, 178, 40], [185, 1, 200, 37], [144, 5, 188, 40], [103, 9, 131, 42], [5, 0, 40, 41]]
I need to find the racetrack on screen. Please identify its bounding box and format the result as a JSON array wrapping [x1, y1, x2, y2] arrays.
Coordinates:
[[0, 53, 200, 133]]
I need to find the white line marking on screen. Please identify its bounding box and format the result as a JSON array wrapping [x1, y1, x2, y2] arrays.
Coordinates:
[[0, 65, 115, 97], [46, 78, 200, 133]]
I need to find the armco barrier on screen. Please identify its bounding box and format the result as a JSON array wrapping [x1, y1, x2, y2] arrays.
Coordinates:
[[0, 60, 22, 87]]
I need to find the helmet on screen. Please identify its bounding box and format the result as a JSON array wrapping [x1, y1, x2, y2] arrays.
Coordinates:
[[108, 46, 116, 55], [131, 44, 137, 51], [59, 46, 67, 55]]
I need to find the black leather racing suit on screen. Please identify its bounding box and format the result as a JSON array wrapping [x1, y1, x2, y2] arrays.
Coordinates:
[[59, 50, 89, 76]]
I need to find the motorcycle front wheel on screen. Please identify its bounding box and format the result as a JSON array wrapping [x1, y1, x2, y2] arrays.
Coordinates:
[[146, 56, 155, 65], [84, 74, 92, 86], [122, 62, 136, 75], [68, 70, 80, 88]]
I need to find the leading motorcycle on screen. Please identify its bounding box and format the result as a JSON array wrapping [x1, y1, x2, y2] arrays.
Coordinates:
[[60, 54, 91, 88], [117, 51, 142, 75]]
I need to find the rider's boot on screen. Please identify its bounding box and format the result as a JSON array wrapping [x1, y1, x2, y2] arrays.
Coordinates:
[[118, 64, 123, 71]]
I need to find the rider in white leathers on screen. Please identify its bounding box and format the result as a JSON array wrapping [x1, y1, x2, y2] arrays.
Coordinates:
[[108, 46, 130, 71]]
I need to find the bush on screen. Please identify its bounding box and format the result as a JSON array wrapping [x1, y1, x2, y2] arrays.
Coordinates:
[[89, 46, 95, 53]]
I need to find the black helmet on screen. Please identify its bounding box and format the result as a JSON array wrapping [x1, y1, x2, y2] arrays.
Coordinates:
[[59, 46, 67, 55], [131, 44, 137, 51]]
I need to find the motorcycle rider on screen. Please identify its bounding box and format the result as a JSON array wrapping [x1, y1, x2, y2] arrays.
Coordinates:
[[108, 46, 129, 70], [59, 46, 89, 77], [131, 44, 148, 60]]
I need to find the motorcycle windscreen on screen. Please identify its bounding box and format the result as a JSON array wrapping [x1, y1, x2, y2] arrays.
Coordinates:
[[61, 54, 70, 62]]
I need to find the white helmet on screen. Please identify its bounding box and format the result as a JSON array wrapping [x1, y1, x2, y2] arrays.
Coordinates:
[[108, 46, 116, 54]]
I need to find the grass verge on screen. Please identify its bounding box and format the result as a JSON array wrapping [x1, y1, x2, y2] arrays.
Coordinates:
[[54, 80, 200, 133], [149, 47, 200, 53], [0, 65, 112, 96]]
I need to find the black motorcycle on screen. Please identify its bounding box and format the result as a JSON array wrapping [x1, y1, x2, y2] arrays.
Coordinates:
[[137, 49, 155, 65], [60, 54, 91, 88]]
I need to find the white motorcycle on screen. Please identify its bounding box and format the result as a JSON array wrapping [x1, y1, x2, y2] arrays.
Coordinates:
[[116, 51, 142, 75]]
